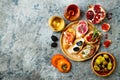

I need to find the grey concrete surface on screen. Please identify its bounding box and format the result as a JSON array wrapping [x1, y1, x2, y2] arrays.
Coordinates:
[[0, 0, 120, 80]]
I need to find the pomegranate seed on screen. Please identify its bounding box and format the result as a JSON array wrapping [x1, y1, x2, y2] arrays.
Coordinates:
[[105, 34, 108, 39], [95, 15, 100, 20], [101, 23, 110, 32], [98, 11, 105, 17], [103, 40, 111, 48], [87, 10, 94, 20], [94, 5, 101, 13], [106, 12, 113, 20], [93, 14, 100, 24]]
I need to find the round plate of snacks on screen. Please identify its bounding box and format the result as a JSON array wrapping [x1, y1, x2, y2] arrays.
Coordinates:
[[60, 20, 102, 61], [49, 4, 116, 76]]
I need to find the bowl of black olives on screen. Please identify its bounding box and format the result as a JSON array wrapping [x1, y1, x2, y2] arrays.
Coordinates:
[[91, 52, 116, 77]]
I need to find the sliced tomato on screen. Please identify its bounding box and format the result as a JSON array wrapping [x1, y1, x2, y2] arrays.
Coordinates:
[[101, 23, 110, 32], [103, 40, 111, 48], [51, 54, 65, 68]]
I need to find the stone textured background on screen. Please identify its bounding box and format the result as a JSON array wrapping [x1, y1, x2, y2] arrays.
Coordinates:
[[0, 0, 120, 80]]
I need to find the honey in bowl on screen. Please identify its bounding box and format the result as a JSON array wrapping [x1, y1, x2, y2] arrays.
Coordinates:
[[48, 16, 65, 32], [64, 4, 80, 21]]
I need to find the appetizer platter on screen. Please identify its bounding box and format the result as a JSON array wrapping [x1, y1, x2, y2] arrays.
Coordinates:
[[91, 52, 116, 77], [60, 20, 102, 61], [49, 4, 116, 76]]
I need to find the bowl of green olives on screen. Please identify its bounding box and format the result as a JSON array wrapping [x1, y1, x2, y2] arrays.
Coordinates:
[[91, 52, 116, 77]]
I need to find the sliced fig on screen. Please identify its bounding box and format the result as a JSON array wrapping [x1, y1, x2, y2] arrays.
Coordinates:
[[77, 20, 88, 34], [76, 20, 88, 38]]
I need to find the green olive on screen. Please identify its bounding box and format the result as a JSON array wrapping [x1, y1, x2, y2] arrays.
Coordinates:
[[101, 57, 105, 62], [103, 60, 108, 65], [104, 68, 108, 72], [107, 62, 112, 70], [95, 58, 101, 65], [94, 65, 100, 71], [97, 55, 103, 59], [102, 64, 105, 68], [103, 54, 109, 59]]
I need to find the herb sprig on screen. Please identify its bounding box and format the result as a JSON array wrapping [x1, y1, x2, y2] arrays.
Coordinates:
[[92, 28, 100, 40]]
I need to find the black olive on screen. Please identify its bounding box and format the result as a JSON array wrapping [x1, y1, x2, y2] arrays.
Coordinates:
[[73, 47, 80, 51], [76, 41, 82, 46], [51, 42, 57, 48], [51, 35, 58, 41]]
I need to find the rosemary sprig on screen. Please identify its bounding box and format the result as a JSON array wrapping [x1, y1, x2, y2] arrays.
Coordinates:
[[92, 27, 100, 40]]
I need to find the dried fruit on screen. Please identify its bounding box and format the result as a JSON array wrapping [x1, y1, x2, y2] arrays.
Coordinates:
[[51, 42, 57, 48], [76, 41, 82, 46], [51, 35, 58, 41], [73, 47, 80, 51]]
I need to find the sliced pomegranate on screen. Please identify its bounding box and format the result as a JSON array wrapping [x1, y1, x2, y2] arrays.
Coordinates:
[[94, 13, 100, 24], [103, 40, 111, 48], [101, 23, 110, 32], [86, 4, 106, 24], [86, 10, 94, 20], [98, 11, 105, 17], [94, 5, 101, 13]]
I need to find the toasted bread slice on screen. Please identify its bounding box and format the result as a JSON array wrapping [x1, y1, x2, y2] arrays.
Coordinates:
[[67, 38, 84, 54], [76, 20, 88, 38], [84, 31, 101, 44], [62, 27, 76, 49], [78, 41, 100, 60]]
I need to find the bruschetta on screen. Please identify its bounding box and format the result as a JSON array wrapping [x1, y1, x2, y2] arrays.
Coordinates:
[[63, 27, 76, 49]]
